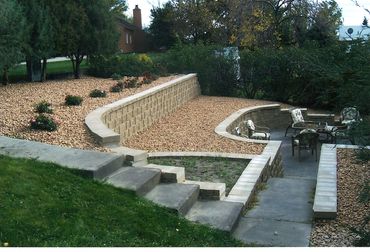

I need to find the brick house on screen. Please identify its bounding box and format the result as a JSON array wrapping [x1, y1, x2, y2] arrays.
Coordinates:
[[117, 5, 148, 53]]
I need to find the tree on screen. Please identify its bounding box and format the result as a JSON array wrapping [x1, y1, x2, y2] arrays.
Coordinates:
[[0, 0, 27, 85], [107, 0, 128, 17], [306, 0, 342, 46], [18, 0, 55, 82], [50, 0, 119, 79], [149, 2, 177, 50]]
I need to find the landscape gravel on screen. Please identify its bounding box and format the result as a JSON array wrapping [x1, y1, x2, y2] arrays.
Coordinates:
[[0, 76, 178, 152], [310, 149, 370, 247], [124, 96, 273, 155]]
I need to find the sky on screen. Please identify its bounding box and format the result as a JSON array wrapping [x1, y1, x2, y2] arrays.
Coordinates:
[[126, 0, 370, 28]]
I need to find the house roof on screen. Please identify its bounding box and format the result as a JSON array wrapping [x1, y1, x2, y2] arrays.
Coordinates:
[[116, 16, 138, 31]]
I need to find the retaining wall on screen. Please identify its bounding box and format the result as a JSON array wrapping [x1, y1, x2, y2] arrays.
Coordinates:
[[85, 74, 201, 145]]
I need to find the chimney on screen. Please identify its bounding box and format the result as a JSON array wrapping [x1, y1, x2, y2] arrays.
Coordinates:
[[133, 5, 142, 30]]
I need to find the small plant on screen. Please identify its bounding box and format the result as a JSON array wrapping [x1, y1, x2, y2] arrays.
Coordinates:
[[30, 114, 59, 131], [111, 73, 122, 80], [142, 71, 159, 84], [65, 95, 83, 106], [126, 77, 139, 88], [89, 89, 107, 98], [110, 85, 122, 93], [116, 80, 125, 89], [34, 101, 53, 114]]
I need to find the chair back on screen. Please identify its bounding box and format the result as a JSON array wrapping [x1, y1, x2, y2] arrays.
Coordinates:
[[296, 130, 319, 148], [341, 107, 361, 123], [291, 109, 304, 124]]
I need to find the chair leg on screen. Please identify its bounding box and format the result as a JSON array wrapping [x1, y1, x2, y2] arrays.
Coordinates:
[[285, 125, 291, 137]]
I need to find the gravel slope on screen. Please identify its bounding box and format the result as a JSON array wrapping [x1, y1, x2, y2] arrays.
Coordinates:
[[0, 76, 178, 151], [310, 149, 370, 247], [124, 96, 274, 155]]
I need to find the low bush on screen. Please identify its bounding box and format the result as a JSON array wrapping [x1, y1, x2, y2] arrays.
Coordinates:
[[89, 89, 107, 98], [34, 101, 53, 114], [30, 114, 59, 132], [65, 95, 83, 106], [88, 53, 157, 78], [125, 77, 139, 88], [111, 73, 122, 80], [110, 83, 123, 93]]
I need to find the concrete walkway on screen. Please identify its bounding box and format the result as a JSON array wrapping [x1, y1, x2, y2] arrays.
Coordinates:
[[233, 130, 319, 246]]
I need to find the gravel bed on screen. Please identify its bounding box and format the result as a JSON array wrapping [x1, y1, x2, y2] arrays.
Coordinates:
[[124, 96, 274, 155], [310, 149, 370, 247], [0, 76, 178, 151]]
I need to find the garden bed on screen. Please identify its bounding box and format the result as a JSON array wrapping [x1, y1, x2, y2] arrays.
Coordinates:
[[0, 76, 178, 151], [148, 156, 250, 194], [310, 149, 369, 247]]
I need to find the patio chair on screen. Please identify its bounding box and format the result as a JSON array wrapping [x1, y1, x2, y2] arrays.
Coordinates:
[[285, 108, 320, 137], [291, 129, 319, 161], [340, 107, 362, 126], [245, 120, 271, 140]]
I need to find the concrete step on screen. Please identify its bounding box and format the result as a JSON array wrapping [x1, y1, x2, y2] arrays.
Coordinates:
[[183, 180, 226, 200], [106, 167, 161, 196], [144, 164, 185, 183], [109, 146, 148, 163], [132, 159, 148, 167], [185, 200, 244, 232], [144, 183, 199, 215]]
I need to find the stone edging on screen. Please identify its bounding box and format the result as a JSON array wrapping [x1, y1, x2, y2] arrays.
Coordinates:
[[313, 144, 369, 219], [215, 104, 282, 144]]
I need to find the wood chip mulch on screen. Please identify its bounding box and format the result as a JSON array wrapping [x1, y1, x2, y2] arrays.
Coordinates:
[[0, 76, 178, 152], [124, 96, 274, 155], [310, 149, 370, 247]]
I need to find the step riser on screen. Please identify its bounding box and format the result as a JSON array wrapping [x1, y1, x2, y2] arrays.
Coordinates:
[[95, 156, 125, 180], [179, 188, 200, 215], [136, 172, 161, 196]]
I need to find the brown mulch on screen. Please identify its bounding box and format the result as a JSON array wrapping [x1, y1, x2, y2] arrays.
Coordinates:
[[310, 149, 370, 247], [124, 96, 274, 155], [0, 76, 178, 151]]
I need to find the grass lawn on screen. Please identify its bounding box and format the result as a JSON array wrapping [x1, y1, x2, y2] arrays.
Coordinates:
[[8, 59, 89, 80], [0, 155, 243, 247], [148, 157, 249, 194]]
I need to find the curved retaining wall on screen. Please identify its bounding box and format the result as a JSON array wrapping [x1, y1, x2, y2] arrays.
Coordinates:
[[85, 74, 201, 146]]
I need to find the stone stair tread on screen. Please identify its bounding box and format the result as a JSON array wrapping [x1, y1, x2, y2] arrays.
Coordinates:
[[106, 166, 161, 196], [183, 180, 226, 200], [144, 163, 185, 183], [185, 200, 243, 232], [144, 183, 199, 215]]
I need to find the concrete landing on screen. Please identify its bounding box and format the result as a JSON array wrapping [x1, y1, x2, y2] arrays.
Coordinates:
[[233, 217, 312, 247], [144, 183, 199, 215], [106, 167, 161, 196], [185, 200, 243, 232], [0, 136, 123, 179]]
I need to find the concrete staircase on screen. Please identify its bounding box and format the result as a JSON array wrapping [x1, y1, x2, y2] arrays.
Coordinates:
[[101, 149, 244, 232]]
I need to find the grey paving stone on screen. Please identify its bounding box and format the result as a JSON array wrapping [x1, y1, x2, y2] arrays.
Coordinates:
[[144, 183, 199, 215], [233, 217, 312, 247], [106, 167, 161, 196], [185, 200, 243, 232], [0, 136, 123, 179]]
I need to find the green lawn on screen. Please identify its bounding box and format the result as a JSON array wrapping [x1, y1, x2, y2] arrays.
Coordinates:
[[0, 155, 243, 247], [8, 59, 89, 80]]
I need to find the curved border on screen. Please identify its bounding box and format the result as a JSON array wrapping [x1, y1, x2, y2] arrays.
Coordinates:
[[215, 104, 282, 144]]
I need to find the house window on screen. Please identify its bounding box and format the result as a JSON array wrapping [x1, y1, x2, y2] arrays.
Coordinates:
[[126, 33, 129, 44], [129, 34, 132, 44]]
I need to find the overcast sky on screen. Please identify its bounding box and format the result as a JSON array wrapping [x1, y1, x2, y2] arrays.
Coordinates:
[[126, 0, 370, 28]]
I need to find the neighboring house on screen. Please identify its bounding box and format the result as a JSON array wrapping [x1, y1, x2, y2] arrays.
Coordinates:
[[339, 25, 370, 41], [117, 5, 149, 53]]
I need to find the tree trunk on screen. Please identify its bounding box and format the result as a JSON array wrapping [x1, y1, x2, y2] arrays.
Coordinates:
[[41, 57, 47, 82], [2, 67, 9, 85], [26, 56, 42, 82]]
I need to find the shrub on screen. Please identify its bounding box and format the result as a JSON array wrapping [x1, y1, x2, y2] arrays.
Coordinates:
[[125, 77, 139, 88], [111, 73, 122, 80], [30, 114, 59, 132], [88, 53, 157, 78], [142, 71, 159, 84], [110, 84, 123, 93], [89, 89, 107, 98], [34, 101, 53, 114], [65, 95, 83, 106]]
